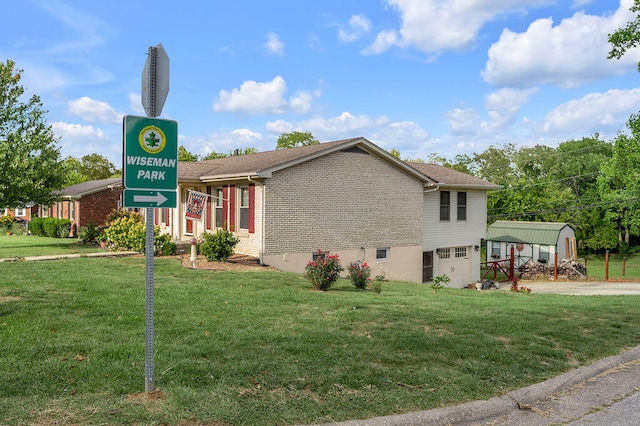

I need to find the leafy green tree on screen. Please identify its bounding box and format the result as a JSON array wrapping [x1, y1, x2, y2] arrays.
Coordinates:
[[62, 154, 117, 186], [178, 145, 199, 162], [276, 131, 319, 149], [230, 147, 258, 156], [608, 0, 640, 71], [550, 136, 614, 251], [0, 60, 65, 207], [79, 153, 116, 180], [62, 156, 86, 186], [597, 115, 640, 250], [201, 150, 227, 160]]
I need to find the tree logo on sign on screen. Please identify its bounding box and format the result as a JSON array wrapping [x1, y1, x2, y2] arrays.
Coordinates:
[[139, 125, 166, 154]]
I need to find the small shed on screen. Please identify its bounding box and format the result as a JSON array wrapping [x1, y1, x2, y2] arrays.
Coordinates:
[[486, 221, 576, 266]]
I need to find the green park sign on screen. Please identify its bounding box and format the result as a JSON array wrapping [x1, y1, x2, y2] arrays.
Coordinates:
[[123, 115, 177, 208]]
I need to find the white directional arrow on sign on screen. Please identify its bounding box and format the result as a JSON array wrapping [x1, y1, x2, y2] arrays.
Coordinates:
[[134, 192, 168, 206]]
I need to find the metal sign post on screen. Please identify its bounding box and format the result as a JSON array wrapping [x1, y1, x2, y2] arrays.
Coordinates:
[[141, 43, 170, 393]]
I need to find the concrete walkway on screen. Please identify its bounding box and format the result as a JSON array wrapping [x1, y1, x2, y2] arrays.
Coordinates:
[[0, 251, 138, 262]]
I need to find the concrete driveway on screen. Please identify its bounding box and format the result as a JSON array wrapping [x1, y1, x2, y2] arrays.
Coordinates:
[[500, 280, 640, 295]]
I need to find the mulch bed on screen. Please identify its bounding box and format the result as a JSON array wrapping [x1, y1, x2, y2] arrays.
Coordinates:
[[177, 253, 275, 271]]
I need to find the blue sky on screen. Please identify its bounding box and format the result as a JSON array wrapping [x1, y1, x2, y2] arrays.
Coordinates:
[[3, 0, 640, 166]]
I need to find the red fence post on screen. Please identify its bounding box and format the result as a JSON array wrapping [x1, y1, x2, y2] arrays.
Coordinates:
[[605, 250, 609, 281], [509, 246, 515, 281]]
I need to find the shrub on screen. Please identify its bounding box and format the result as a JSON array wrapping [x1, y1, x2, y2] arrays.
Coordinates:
[[199, 229, 239, 261], [105, 215, 149, 253], [78, 220, 102, 244], [155, 233, 177, 256], [28, 217, 45, 236], [1, 214, 27, 234], [0, 214, 15, 232], [29, 217, 70, 238], [104, 211, 176, 255], [347, 260, 371, 289], [305, 251, 344, 291], [370, 275, 386, 294], [106, 208, 143, 226]]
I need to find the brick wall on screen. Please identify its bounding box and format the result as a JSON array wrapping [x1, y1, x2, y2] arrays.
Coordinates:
[[263, 148, 423, 256], [77, 189, 122, 228]]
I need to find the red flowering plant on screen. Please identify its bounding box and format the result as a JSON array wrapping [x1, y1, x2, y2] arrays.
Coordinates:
[[347, 260, 371, 289], [510, 278, 532, 294], [305, 251, 344, 291]]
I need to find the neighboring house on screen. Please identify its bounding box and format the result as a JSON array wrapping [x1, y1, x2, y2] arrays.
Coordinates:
[[43, 178, 123, 236], [485, 221, 576, 267], [154, 137, 499, 286], [409, 163, 501, 286], [1, 205, 37, 224]]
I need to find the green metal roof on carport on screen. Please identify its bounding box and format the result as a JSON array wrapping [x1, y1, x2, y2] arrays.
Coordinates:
[[486, 221, 574, 245]]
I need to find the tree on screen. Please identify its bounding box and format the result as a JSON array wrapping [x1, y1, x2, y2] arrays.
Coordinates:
[[79, 153, 116, 180], [276, 131, 319, 149], [608, 0, 640, 71], [62, 154, 117, 186], [178, 145, 199, 162], [0, 60, 65, 208], [597, 115, 640, 250]]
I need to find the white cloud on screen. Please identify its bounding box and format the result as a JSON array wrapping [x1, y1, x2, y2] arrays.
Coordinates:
[[51, 121, 120, 161], [361, 30, 399, 55], [184, 129, 265, 157], [541, 88, 640, 134], [213, 76, 319, 114], [52, 121, 108, 140], [67, 96, 123, 124], [484, 87, 537, 130], [338, 14, 372, 42], [128, 93, 144, 114], [365, 0, 551, 55], [444, 88, 537, 135], [289, 112, 390, 136], [445, 108, 482, 135], [483, 1, 640, 88], [264, 32, 284, 56]]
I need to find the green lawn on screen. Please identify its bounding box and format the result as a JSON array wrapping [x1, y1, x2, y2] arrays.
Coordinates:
[[0, 234, 103, 259], [584, 253, 640, 281], [1, 256, 638, 425]]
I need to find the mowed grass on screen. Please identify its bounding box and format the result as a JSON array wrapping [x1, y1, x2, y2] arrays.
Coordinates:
[[584, 253, 640, 281], [1, 257, 639, 425], [0, 234, 103, 259]]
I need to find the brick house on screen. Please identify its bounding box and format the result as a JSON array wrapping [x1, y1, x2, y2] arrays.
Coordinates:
[[1, 206, 38, 224], [43, 178, 123, 236], [157, 137, 499, 286]]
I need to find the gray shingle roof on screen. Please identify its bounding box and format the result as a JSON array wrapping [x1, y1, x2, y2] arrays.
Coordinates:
[[407, 162, 501, 189], [60, 178, 122, 198], [179, 138, 432, 182]]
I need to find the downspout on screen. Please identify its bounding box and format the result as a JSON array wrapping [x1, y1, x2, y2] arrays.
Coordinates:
[[247, 176, 265, 265], [424, 184, 440, 193]]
